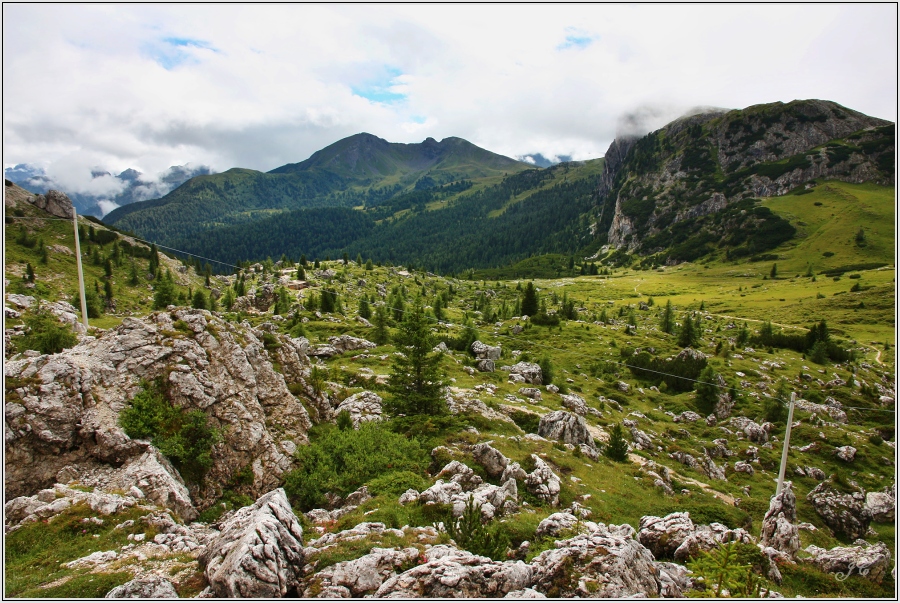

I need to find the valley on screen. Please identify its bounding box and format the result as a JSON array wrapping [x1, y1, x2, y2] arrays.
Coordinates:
[[3, 98, 896, 599]]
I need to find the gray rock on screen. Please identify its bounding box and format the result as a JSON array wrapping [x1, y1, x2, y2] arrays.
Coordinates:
[[729, 416, 771, 443], [759, 483, 799, 557], [419, 480, 464, 506], [525, 455, 560, 506], [374, 547, 531, 597], [638, 512, 696, 558], [630, 426, 654, 450], [105, 576, 179, 598], [500, 461, 527, 484], [865, 486, 895, 523], [305, 546, 421, 597], [734, 460, 755, 475], [700, 454, 727, 481], [807, 481, 872, 540], [501, 362, 543, 385], [535, 512, 583, 539], [328, 335, 377, 354], [560, 394, 588, 415], [29, 189, 74, 219], [673, 411, 702, 423], [334, 391, 382, 428], [835, 445, 857, 462], [471, 340, 502, 360], [804, 541, 892, 583], [673, 523, 753, 563], [201, 488, 305, 598], [476, 358, 496, 373], [435, 460, 483, 490], [537, 410, 595, 448], [671, 451, 699, 469], [530, 523, 666, 597], [4, 311, 311, 512], [472, 442, 509, 478], [518, 387, 542, 401]]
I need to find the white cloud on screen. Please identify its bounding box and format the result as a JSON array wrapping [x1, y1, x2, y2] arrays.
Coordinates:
[[96, 200, 121, 217], [3, 3, 896, 184]]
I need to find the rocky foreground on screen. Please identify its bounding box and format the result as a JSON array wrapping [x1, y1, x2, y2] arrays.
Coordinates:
[[4, 305, 895, 597]]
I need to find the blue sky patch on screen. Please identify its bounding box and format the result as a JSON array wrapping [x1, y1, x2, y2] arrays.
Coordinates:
[[145, 37, 219, 70], [351, 66, 407, 104], [557, 28, 598, 51]]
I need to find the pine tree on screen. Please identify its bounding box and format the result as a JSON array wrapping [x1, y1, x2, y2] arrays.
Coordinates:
[[770, 263, 778, 278], [104, 279, 114, 302], [386, 305, 447, 416], [695, 365, 720, 415], [605, 424, 629, 462], [222, 287, 235, 311], [152, 271, 176, 310], [372, 305, 390, 344], [521, 282, 539, 317], [129, 261, 140, 285], [359, 296, 372, 320], [678, 313, 698, 348], [660, 299, 674, 334], [192, 289, 208, 310]]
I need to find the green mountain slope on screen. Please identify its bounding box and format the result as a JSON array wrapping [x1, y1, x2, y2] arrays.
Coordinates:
[[591, 100, 894, 265], [172, 159, 605, 273], [104, 134, 532, 245]]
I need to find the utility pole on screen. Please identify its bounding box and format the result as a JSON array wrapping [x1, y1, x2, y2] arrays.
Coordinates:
[[72, 208, 89, 330], [775, 392, 797, 496]]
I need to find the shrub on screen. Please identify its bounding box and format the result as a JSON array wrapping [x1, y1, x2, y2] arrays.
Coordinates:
[[688, 541, 772, 597], [538, 356, 554, 385], [510, 410, 540, 434], [283, 422, 428, 510], [18, 311, 78, 355], [119, 380, 220, 484], [694, 366, 721, 415], [605, 424, 629, 462], [444, 497, 509, 560], [365, 470, 430, 497]]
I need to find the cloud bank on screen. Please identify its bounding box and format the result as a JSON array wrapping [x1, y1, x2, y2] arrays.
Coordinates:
[[3, 4, 896, 186]]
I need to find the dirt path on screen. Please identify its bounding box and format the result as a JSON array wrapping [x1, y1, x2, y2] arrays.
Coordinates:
[[628, 453, 736, 506]]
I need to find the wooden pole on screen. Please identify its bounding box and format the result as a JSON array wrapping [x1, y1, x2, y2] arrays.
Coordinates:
[[775, 392, 796, 496], [72, 209, 89, 330]]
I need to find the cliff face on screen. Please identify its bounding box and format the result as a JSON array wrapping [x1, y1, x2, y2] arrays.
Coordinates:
[[5, 309, 314, 519], [593, 100, 894, 256]]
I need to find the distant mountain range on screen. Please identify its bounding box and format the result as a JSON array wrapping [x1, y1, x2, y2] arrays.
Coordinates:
[[4, 163, 213, 218], [92, 101, 898, 273]]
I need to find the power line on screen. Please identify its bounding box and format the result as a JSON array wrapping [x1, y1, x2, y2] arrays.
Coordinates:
[[11, 214, 893, 414]]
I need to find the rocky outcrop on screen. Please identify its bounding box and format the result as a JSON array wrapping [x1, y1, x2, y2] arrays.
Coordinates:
[[535, 512, 593, 540], [637, 513, 697, 559], [501, 362, 542, 385], [865, 485, 895, 523], [530, 523, 670, 597], [759, 483, 800, 557], [327, 335, 377, 354], [525, 455, 561, 506], [29, 189, 75, 219], [105, 576, 179, 598], [451, 479, 518, 520], [835, 445, 857, 462], [729, 416, 771, 443], [334, 391, 382, 428], [200, 489, 305, 598], [374, 546, 532, 598], [804, 541, 892, 583], [807, 481, 872, 540], [638, 512, 752, 563], [471, 340, 501, 360], [794, 399, 848, 423], [536, 410, 595, 448], [472, 442, 510, 478], [599, 100, 892, 254], [304, 547, 421, 597], [4, 310, 313, 516]]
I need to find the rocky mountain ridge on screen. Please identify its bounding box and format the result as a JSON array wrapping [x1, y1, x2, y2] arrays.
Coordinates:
[[593, 100, 894, 259]]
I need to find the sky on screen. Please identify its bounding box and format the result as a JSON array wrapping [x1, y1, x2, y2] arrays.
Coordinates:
[[3, 3, 897, 198]]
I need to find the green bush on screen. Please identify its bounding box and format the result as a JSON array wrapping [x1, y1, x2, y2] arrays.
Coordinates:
[[509, 410, 540, 434], [445, 497, 509, 560], [605, 424, 629, 462], [18, 311, 78, 355], [365, 470, 430, 497], [119, 380, 220, 484], [283, 422, 428, 511]]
